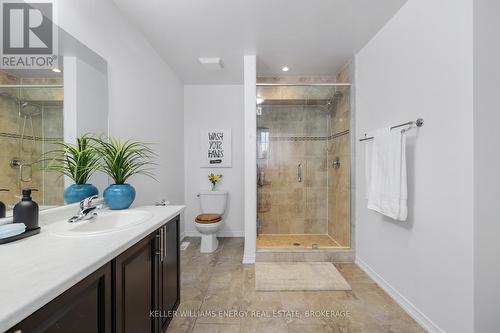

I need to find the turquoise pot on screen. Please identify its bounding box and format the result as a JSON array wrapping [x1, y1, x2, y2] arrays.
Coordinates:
[[103, 184, 136, 210], [64, 184, 99, 204]]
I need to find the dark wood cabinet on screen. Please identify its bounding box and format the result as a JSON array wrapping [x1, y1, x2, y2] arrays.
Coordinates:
[[114, 233, 156, 333], [157, 216, 180, 332], [8, 263, 112, 333], [112, 215, 180, 333], [8, 215, 180, 333]]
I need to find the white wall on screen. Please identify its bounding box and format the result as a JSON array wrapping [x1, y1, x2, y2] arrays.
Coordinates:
[[354, 0, 473, 332], [183, 85, 244, 237], [56, 0, 184, 207], [243, 55, 257, 264], [63, 56, 109, 191], [473, 1, 500, 332]]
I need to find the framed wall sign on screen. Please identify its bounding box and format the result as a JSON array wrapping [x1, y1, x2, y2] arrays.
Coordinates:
[[200, 129, 232, 168]]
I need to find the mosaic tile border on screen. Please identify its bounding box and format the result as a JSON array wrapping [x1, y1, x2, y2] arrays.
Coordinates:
[[269, 129, 349, 142], [0, 132, 62, 142], [270, 136, 327, 142]]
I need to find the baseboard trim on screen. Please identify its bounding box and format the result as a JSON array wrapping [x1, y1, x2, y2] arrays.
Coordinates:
[[355, 256, 444, 333], [183, 230, 245, 238], [242, 254, 256, 264]]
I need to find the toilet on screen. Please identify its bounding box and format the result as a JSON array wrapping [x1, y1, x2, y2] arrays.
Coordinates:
[[194, 191, 227, 253]]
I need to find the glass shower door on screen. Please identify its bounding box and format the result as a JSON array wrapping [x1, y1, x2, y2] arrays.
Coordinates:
[[256, 84, 351, 249], [0, 81, 64, 207], [257, 102, 328, 236]]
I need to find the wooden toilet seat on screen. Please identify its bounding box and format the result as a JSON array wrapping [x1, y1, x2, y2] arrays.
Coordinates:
[[195, 214, 222, 224]]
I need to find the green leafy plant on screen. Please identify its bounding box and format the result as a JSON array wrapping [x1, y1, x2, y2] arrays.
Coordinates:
[[42, 134, 100, 184], [93, 136, 157, 184]]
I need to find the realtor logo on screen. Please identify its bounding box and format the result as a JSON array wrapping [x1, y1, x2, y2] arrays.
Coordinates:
[[0, 0, 58, 69]]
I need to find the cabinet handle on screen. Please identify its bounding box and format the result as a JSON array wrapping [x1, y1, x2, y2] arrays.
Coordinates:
[[155, 233, 161, 256], [160, 227, 164, 261], [163, 225, 167, 260]]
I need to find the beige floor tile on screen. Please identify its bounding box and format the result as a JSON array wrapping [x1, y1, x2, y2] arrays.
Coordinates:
[[192, 323, 241, 333], [287, 323, 337, 333], [197, 292, 243, 325], [166, 316, 196, 333], [165, 300, 202, 332], [240, 317, 288, 333], [172, 238, 424, 333]]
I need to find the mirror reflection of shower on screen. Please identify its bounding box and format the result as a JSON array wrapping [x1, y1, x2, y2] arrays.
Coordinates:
[[0, 72, 64, 205], [0, 93, 42, 188], [19, 100, 42, 159]]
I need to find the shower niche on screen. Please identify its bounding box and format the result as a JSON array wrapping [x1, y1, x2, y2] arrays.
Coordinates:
[[256, 84, 351, 250]]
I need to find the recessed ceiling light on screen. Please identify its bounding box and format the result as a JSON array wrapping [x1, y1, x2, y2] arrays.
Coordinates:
[[52, 68, 61, 73], [281, 66, 289, 72]]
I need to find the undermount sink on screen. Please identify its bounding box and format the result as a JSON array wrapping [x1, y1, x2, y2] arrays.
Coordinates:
[[51, 210, 153, 237]]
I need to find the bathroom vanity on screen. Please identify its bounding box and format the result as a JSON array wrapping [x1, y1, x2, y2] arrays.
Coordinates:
[[0, 205, 184, 333]]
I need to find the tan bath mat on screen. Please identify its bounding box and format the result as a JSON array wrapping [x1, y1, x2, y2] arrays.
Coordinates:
[[255, 262, 351, 291]]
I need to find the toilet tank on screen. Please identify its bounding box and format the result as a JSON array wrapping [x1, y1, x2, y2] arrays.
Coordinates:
[[198, 191, 228, 215]]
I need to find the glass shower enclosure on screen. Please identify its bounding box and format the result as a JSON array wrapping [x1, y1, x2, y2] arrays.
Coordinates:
[[256, 84, 351, 249], [0, 70, 64, 207]]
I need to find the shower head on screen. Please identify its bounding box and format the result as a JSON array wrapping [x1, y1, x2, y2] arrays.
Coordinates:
[[323, 90, 344, 111], [19, 100, 41, 117], [0, 93, 41, 116]]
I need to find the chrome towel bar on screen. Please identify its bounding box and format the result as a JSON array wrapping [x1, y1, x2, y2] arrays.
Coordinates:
[[359, 118, 424, 142]]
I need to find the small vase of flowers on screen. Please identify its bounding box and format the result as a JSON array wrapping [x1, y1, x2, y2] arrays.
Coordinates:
[[208, 173, 222, 191]]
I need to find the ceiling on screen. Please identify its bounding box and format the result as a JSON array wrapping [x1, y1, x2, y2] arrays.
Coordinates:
[[113, 0, 407, 84]]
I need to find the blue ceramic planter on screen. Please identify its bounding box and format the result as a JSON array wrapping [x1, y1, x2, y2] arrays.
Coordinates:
[[103, 184, 136, 210], [64, 184, 99, 204]]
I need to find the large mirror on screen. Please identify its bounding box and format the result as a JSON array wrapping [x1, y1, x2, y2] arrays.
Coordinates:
[[0, 26, 108, 212]]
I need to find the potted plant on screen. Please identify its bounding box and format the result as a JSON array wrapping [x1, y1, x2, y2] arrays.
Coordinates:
[[94, 136, 156, 210], [43, 134, 100, 204]]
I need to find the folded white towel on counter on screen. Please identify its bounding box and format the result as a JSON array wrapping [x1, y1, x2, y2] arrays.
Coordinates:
[[367, 129, 408, 221]]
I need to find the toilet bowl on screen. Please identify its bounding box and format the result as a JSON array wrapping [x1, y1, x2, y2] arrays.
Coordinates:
[[194, 191, 227, 253]]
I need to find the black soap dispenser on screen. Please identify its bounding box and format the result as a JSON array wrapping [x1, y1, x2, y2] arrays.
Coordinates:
[[0, 188, 9, 218], [13, 189, 39, 231]]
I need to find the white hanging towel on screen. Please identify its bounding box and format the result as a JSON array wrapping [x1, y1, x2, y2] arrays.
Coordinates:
[[367, 129, 408, 221], [364, 140, 372, 200], [363, 128, 387, 200]]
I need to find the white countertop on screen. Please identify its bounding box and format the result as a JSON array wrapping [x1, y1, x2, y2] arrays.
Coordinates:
[[0, 204, 184, 332]]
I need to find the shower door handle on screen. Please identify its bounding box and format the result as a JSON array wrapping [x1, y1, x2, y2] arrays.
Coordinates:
[[297, 163, 303, 183]]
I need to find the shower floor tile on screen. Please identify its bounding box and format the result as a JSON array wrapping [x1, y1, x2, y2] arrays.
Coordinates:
[[256, 234, 343, 249]]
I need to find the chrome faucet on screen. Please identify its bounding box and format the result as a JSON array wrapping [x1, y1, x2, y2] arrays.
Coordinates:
[[68, 195, 102, 223]]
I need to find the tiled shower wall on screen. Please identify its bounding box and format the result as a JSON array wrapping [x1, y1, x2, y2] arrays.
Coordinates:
[[327, 63, 352, 247], [257, 105, 328, 234], [0, 71, 64, 206]]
